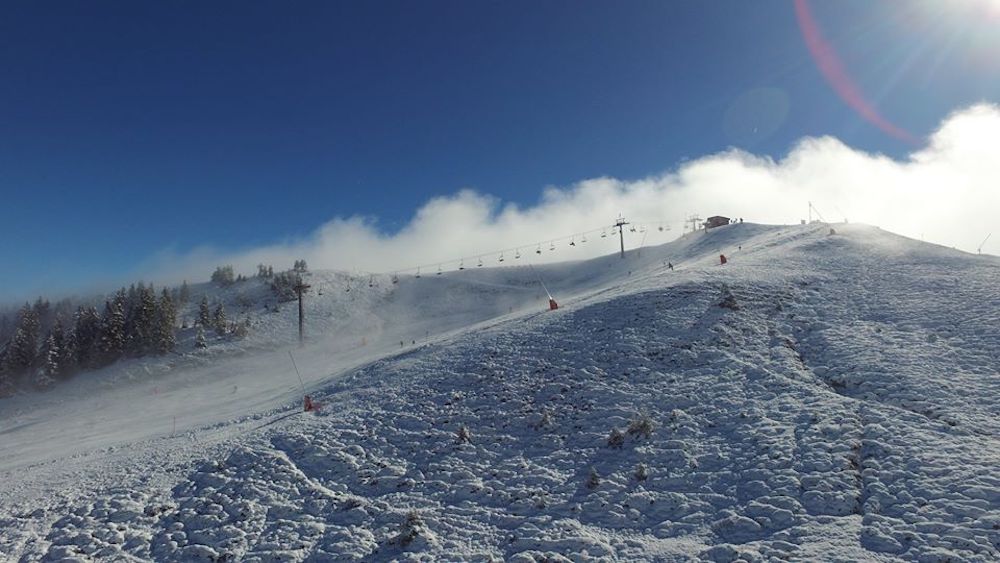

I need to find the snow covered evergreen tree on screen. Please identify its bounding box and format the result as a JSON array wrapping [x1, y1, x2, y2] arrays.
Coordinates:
[[156, 288, 177, 354], [6, 304, 40, 375], [35, 333, 59, 389], [0, 345, 13, 397], [129, 284, 158, 355], [211, 265, 235, 286], [73, 306, 102, 369], [195, 326, 208, 349], [59, 320, 77, 378], [198, 297, 212, 328], [47, 316, 74, 379], [178, 280, 191, 304], [213, 303, 227, 336], [99, 292, 127, 365]]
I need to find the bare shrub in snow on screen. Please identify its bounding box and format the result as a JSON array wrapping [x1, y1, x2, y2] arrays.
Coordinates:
[[627, 412, 654, 439], [395, 510, 424, 546], [456, 424, 471, 444], [342, 497, 363, 511], [586, 467, 601, 490], [717, 284, 739, 310], [607, 427, 625, 449], [533, 410, 553, 430], [634, 463, 649, 482]]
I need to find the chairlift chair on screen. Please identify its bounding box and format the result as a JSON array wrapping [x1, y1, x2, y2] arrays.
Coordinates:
[[369, 275, 374, 288], [549, 242, 555, 251], [569, 237, 576, 246], [477, 257, 483, 267], [630, 226, 637, 232], [415, 268, 421, 279], [581, 234, 587, 243], [459, 260, 465, 270], [436, 264, 442, 275], [515, 249, 521, 259], [498, 252, 504, 263], [601, 230, 607, 238], [536, 245, 542, 255], [392, 274, 399, 284]]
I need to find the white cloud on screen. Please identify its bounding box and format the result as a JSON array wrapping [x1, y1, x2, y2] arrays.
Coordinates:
[[141, 103, 1000, 285]]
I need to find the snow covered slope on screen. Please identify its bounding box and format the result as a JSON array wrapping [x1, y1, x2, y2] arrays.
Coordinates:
[[1, 223, 999, 561]]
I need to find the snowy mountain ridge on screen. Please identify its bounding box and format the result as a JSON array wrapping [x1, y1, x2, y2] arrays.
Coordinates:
[[1, 222, 998, 561]]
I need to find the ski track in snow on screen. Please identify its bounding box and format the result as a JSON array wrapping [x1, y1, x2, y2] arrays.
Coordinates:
[[1, 223, 999, 561]]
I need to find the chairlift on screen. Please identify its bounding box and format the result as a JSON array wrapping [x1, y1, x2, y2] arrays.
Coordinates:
[[436, 264, 442, 275], [392, 274, 399, 284], [640, 225, 647, 233], [477, 257, 483, 267], [630, 226, 637, 232], [498, 252, 504, 263], [581, 234, 587, 243], [569, 237, 576, 246], [515, 249, 521, 259], [459, 260, 465, 270], [549, 241, 555, 251], [536, 244, 542, 255], [415, 268, 421, 279], [368, 275, 374, 288], [601, 230, 607, 238]]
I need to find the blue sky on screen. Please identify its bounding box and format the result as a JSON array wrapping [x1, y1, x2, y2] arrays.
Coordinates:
[[2, 0, 998, 300]]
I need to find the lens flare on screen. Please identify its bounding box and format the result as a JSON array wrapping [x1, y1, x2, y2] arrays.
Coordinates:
[[793, 0, 918, 144]]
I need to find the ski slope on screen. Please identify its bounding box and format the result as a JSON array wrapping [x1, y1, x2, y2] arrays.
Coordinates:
[[1, 222, 999, 561]]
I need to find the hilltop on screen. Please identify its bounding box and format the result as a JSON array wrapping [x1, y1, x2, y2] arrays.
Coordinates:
[[1, 222, 998, 561]]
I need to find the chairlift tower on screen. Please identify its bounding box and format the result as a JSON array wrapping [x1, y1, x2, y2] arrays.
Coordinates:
[[293, 280, 311, 346], [615, 216, 629, 258], [808, 201, 826, 223], [686, 215, 703, 234]]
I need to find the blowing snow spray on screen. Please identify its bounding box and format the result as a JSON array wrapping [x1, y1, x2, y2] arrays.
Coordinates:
[[529, 265, 559, 310]]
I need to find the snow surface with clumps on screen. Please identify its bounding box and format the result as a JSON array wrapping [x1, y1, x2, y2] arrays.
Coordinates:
[[1, 222, 999, 561]]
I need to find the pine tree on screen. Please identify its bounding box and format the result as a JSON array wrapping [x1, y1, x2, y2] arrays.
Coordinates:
[[49, 316, 74, 379], [32, 297, 51, 328], [0, 346, 13, 397], [99, 292, 127, 365], [211, 265, 235, 286], [7, 304, 40, 375], [156, 288, 177, 354], [198, 297, 212, 328], [195, 326, 208, 349], [132, 284, 158, 355], [178, 280, 191, 304], [60, 322, 77, 378], [213, 303, 227, 336], [73, 306, 101, 369], [35, 333, 59, 389]]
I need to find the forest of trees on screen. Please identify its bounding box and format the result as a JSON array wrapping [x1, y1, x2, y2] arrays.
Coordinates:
[[0, 259, 308, 397], [0, 284, 187, 396]]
